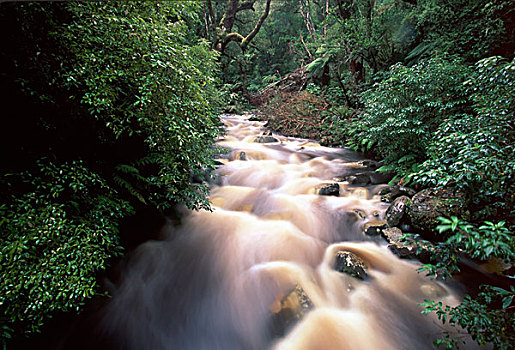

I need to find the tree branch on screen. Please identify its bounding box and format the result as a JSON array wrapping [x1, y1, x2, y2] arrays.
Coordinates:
[[241, 0, 272, 50]]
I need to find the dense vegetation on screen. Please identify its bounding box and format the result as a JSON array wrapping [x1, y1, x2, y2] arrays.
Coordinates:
[[1, 2, 223, 344], [1, 0, 513, 348]]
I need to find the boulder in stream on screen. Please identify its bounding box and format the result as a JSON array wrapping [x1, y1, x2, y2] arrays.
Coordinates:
[[407, 187, 469, 235], [357, 159, 380, 170], [345, 173, 371, 185], [382, 227, 432, 263], [384, 195, 410, 227], [379, 185, 417, 203], [345, 171, 395, 186], [368, 171, 395, 185], [334, 251, 368, 280], [254, 135, 280, 143], [363, 220, 387, 236], [316, 183, 340, 196], [270, 285, 313, 337]]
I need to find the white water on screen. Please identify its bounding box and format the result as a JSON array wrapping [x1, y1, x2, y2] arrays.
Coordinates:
[[103, 114, 477, 350]]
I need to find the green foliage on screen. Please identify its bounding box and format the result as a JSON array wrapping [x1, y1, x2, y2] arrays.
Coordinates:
[[346, 55, 471, 175], [0, 159, 133, 339], [420, 285, 515, 349], [336, 0, 414, 71], [403, 216, 514, 348], [1, 1, 225, 342], [58, 2, 224, 210], [406, 216, 515, 280], [410, 0, 515, 61], [412, 57, 515, 220]]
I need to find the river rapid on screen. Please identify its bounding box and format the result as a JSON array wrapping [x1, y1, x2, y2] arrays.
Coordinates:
[[102, 114, 477, 350]]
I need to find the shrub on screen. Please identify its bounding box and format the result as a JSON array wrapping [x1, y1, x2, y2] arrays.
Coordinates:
[[346, 55, 471, 176], [0, 160, 133, 339], [412, 57, 515, 221], [58, 1, 224, 211], [0, 2, 224, 342], [405, 216, 515, 349], [421, 285, 514, 350]]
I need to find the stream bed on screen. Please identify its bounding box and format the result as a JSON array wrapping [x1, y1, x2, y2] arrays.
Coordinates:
[[102, 114, 478, 350]]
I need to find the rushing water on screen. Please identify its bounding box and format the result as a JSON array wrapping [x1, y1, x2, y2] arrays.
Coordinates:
[[102, 114, 478, 350]]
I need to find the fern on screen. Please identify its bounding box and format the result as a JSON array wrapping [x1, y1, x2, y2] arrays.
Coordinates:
[[112, 174, 146, 204]]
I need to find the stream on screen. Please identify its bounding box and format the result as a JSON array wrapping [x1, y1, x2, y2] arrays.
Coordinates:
[[102, 114, 478, 350]]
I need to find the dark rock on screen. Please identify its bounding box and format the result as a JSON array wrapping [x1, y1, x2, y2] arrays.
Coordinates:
[[363, 220, 387, 236], [384, 196, 410, 227], [357, 159, 380, 170], [346, 173, 370, 185], [334, 251, 368, 279], [270, 285, 313, 337], [381, 227, 432, 263], [388, 241, 432, 264], [381, 227, 404, 243], [368, 171, 395, 185], [238, 151, 247, 160], [316, 183, 340, 196], [345, 171, 394, 186], [407, 187, 469, 235], [353, 209, 367, 220], [379, 185, 417, 203], [254, 135, 279, 143]]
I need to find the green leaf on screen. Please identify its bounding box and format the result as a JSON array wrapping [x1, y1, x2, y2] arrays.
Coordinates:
[[502, 296, 513, 309]]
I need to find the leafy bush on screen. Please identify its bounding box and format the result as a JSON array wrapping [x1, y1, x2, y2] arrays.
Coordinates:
[[411, 0, 515, 61], [412, 57, 515, 221], [0, 2, 224, 342], [58, 2, 224, 211], [0, 160, 132, 339], [405, 216, 515, 349], [346, 55, 471, 175], [406, 217, 515, 280], [420, 285, 514, 350]]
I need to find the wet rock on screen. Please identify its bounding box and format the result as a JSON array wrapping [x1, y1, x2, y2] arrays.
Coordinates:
[[353, 209, 367, 220], [407, 187, 469, 235], [357, 159, 380, 170], [384, 196, 410, 227], [379, 185, 417, 203], [368, 171, 395, 185], [381, 227, 404, 243], [254, 135, 279, 143], [345, 171, 394, 186], [316, 183, 340, 196], [363, 220, 387, 236], [382, 227, 432, 263], [346, 173, 371, 185], [238, 151, 247, 160], [334, 251, 368, 279], [270, 285, 313, 337]]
